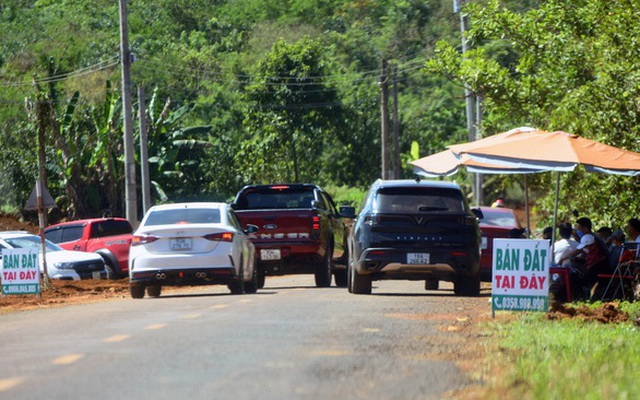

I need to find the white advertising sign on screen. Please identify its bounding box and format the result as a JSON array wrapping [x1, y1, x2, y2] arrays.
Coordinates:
[[492, 239, 550, 312], [1, 248, 41, 295]]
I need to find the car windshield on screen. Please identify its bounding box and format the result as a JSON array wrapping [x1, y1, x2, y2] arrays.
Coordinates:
[[480, 209, 518, 227], [239, 189, 315, 210], [4, 235, 62, 252], [144, 208, 221, 226], [374, 187, 465, 213]]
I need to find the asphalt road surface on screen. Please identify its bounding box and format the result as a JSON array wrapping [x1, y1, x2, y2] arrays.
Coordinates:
[[0, 275, 488, 400]]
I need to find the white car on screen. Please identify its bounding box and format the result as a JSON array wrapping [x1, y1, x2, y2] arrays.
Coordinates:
[[129, 202, 259, 298], [0, 231, 106, 281]]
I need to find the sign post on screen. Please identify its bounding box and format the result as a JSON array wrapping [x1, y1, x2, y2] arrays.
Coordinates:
[[491, 239, 550, 316], [1, 248, 41, 296]]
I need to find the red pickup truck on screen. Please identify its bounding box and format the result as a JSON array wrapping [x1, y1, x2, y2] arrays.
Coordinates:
[[44, 217, 133, 279], [232, 184, 355, 288]]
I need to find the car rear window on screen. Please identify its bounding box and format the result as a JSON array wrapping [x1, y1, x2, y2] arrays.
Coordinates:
[[144, 208, 221, 226], [90, 220, 133, 238], [479, 209, 518, 227], [375, 187, 465, 213], [237, 188, 315, 210]]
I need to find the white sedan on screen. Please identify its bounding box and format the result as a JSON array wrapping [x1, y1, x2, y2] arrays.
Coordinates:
[[0, 231, 106, 280], [129, 202, 259, 298]]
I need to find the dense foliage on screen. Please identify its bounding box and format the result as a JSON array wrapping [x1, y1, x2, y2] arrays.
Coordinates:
[[1, 0, 638, 229], [426, 0, 640, 228], [1, 0, 463, 219]]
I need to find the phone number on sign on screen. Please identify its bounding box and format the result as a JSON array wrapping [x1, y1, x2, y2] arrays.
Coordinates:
[[493, 296, 546, 311]]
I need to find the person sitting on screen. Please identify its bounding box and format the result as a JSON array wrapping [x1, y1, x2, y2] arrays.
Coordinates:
[[625, 218, 640, 244], [607, 228, 626, 269], [553, 223, 579, 267], [596, 226, 613, 247], [558, 217, 610, 301], [542, 226, 553, 241]]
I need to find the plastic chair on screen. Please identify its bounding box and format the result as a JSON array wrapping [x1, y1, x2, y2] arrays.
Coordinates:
[[549, 267, 572, 302], [598, 242, 640, 301]]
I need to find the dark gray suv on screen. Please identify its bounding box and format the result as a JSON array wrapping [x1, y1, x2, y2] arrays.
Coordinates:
[[348, 179, 482, 295]]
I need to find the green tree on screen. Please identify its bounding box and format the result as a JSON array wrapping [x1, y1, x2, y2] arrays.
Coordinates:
[[243, 37, 342, 183], [425, 0, 640, 226]]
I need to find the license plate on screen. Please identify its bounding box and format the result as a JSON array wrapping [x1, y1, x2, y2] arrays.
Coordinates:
[[407, 253, 430, 264], [261, 249, 281, 260], [481, 237, 488, 250], [170, 237, 192, 250]]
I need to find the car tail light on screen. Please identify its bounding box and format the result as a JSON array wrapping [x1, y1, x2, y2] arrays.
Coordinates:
[[369, 250, 387, 256], [204, 232, 234, 242], [132, 234, 159, 246], [270, 185, 289, 190], [311, 215, 320, 238], [452, 251, 468, 257]]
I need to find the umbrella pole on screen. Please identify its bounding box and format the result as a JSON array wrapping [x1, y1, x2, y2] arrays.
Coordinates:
[[551, 172, 560, 257], [524, 175, 530, 238]]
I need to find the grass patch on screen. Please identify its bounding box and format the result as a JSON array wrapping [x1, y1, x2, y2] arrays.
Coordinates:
[[486, 302, 640, 399]]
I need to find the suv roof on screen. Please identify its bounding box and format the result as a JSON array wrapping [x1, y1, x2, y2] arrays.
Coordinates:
[[372, 179, 461, 190]]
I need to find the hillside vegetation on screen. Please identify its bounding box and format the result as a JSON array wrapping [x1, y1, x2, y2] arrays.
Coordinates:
[[1, 0, 638, 228]]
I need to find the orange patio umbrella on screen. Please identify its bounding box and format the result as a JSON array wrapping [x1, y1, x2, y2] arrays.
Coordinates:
[[447, 128, 640, 245], [450, 129, 640, 176]]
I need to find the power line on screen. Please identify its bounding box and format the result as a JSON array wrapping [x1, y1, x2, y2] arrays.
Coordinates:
[[0, 58, 119, 88]]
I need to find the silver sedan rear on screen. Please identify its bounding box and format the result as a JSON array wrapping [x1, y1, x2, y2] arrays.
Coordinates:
[[129, 202, 258, 298]]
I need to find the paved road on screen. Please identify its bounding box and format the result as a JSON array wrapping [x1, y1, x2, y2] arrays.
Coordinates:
[[0, 276, 488, 400]]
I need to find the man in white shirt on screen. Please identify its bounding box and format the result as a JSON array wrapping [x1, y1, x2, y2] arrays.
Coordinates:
[[553, 222, 579, 267]]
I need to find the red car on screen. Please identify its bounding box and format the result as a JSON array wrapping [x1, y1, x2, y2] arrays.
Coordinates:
[[477, 206, 523, 281]]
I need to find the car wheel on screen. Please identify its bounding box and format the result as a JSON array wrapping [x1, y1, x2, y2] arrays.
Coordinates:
[[257, 268, 266, 289], [347, 251, 354, 293], [130, 283, 146, 299], [334, 269, 348, 287], [104, 261, 118, 280], [425, 279, 439, 291], [314, 241, 333, 288], [244, 260, 259, 294], [351, 262, 372, 295], [227, 264, 245, 295], [454, 273, 481, 296], [146, 285, 162, 298]]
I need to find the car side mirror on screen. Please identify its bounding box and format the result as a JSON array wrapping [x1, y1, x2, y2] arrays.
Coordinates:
[[310, 200, 320, 209], [339, 206, 356, 219], [471, 208, 484, 220], [244, 224, 259, 234], [230, 203, 237, 210]]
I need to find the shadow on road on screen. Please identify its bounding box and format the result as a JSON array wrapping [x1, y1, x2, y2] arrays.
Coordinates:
[[151, 291, 279, 300]]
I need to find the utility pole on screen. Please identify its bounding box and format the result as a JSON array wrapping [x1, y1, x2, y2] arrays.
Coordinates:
[[119, 0, 137, 225], [392, 64, 400, 179], [379, 59, 390, 180], [456, 0, 481, 205], [138, 86, 151, 215]]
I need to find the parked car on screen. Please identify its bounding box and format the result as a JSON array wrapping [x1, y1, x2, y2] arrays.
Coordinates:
[[348, 179, 483, 295], [44, 217, 133, 279], [0, 231, 106, 280], [232, 184, 355, 288], [477, 206, 523, 281], [128, 202, 259, 298]]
